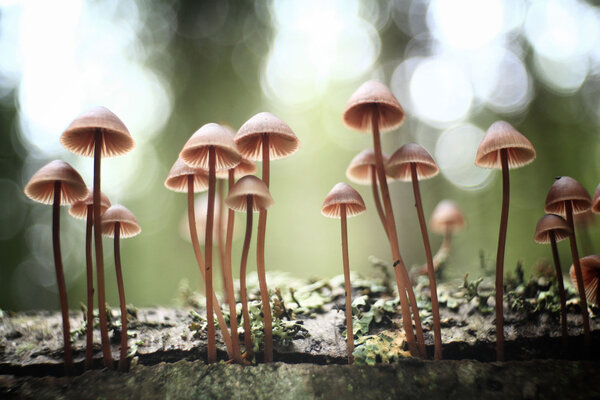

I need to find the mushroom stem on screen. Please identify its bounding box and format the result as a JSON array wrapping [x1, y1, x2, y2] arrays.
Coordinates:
[[113, 222, 128, 371], [240, 195, 254, 358], [370, 166, 388, 234], [52, 181, 73, 374], [217, 180, 229, 302], [495, 148, 509, 362], [85, 204, 94, 370], [565, 201, 592, 353], [371, 117, 421, 358], [224, 170, 242, 363], [410, 163, 442, 360], [205, 147, 217, 363], [258, 133, 273, 362], [93, 129, 113, 369], [549, 231, 568, 352], [340, 204, 354, 364], [186, 175, 234, 358]]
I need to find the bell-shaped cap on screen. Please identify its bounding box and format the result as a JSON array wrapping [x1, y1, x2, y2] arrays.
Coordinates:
[[24, 160, 88, 205], [225, 175, 274, 212], [475, 121, 536, 169], [545, 176, 591, 217], [234, 112, 300, 161], [180, 123, 241, 171], [69, 188, 111, 219], [569, 254, 600, 306], [429, 200, 465, 235], [343, 80, 405, 132], [592, 183, 600, 214], [386, 143, 439, 181], [164, 158, 209, 193], [61, 106, 135, 158], [101, 205, 141, 238], [216, 158, 258, 179], [321, 182, 366, 218], [346, 149, 391, 185], [533, 214, 572, 244]]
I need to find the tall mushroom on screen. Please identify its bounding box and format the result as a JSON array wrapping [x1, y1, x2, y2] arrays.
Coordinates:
[[545, 176, 592, 353], [321, 182, 366, 364], [69, 189, 111, 369], [474, 120, 536, 361], [61, 106, 135, 369], [24, 160, 88, 373], [343, 80, 423, 357], [100, 204, 141, 371], [164, 158, 235, 360], [225, 175, 274, 359], [570, 255, 600, 307], [180, 123, 241, 363], [386, 143, 443, 360], [533, 213, 572, 351], [234, 112, 300, 362]]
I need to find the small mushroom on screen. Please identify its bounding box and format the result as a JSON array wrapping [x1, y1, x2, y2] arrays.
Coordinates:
[[24, 160, 88, 373], [225, 175, 273, 360], [68, 189, 111, 369], [386, 143, 443, 360], [534, 214, 572, 351], [475, 120, 536, 361], [321, 183, 366, 364], [569, 255, 600, 307], [100, 205, 141, 371]]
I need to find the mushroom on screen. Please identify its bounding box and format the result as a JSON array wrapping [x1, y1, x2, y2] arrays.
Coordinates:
[[225, 175, 274, 360], [164, 158, 235, 360], [180, 123, 241, 363], [533, 213, 572, 351], [68, 189, 111, 369], [386, 143, 443, 360], [474, 120, 536, 361], [24, 160, 88, 373], [545, 176, 592, 353], [569, 255, 600, 307], [100, 204, 141, 371], [61, 106, 135, 369], [234, 112, 300, 362], [343, 80, 423, 358], [321, 182, 366, 364]]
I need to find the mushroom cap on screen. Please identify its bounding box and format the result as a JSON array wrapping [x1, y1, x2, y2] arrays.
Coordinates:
[[569, 254, 600, 306], [321, 182, 366, 218], [474, 121, 536, 169], [592, 183, 600, 214], [101, 204, 141, 238], [164, 158, 209, 193], [234, 112, 300, 161], [215, 158, 258, 179], [60, 106, 135, 158], [24, 160, 88, 205], [386, 143, 439, 181], [345, 149, 392, 185], [545, 176, 591, 217], [533, 214, 572, 244], [180, 123, 242, 171], [225, 175, 274, 212], [342, 80, 405, 132], [429, 200, 465, 235], [69, 189, 111, 219]]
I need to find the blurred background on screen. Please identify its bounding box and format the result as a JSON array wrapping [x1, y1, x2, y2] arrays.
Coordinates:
[[1, 0, 600, 310]]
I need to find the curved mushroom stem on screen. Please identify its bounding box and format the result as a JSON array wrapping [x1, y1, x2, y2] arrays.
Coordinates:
[[52, 181, 73, 374], [495, 148, 509, 362], [85, 205, 94, 370], [549, 231, 568, 352], [224, 170, 242, 363], [217, 180, 228, 302], [205, 147, 217, 363], [371, 116, 421, 358], [258, 133, 274, 362], [113, 222, 128, 371], [565, 201, 591, 353], [414, 230, 452, 281], [93, 129, 113, 369], [370, 166, 388, 235], [240, 195, 254, 358], [186, 175, 233, 358], [410, 163, 442, 360], [340, 204, 354, 364]]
